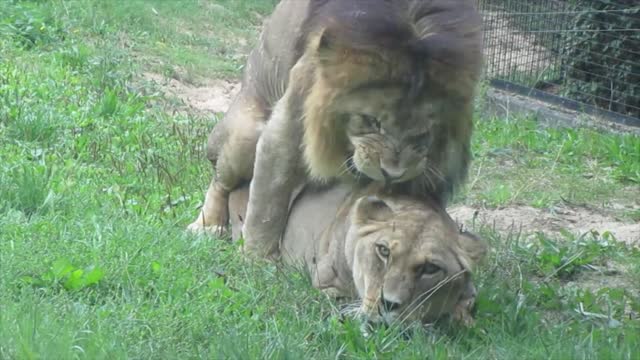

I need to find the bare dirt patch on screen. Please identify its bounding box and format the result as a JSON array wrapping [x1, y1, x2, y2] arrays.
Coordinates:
[[143, 72, 240, 114], [450, 204, 639, 246]]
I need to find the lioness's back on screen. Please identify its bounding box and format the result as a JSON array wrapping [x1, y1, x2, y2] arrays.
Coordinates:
[[280, 185, 351, 263]]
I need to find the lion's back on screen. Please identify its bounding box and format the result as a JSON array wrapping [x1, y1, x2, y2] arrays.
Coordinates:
[[241, 0, 311, 106]]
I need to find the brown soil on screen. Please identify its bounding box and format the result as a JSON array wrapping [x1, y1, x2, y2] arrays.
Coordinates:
[[450, 204, 639, 246], [143, 72, 240, 114]]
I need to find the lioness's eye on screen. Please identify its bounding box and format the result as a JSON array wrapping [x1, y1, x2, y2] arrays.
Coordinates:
[[420, 262, 441, 276], [376, 244, 390, 258]]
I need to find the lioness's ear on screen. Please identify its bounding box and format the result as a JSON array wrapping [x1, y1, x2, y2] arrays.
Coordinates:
[[354, 196, 393, 223], [457, 230, 488, 269]]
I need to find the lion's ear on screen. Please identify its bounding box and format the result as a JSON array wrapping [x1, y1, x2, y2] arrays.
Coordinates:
[[317, 28, 333, 53], [314, 26, 381, 69], [315, 27, 352, 65], [354, 196, 393, 223], [456, 230, 488, 270]]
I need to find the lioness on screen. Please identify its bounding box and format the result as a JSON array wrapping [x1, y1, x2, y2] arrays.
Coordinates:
[[189, 0, 484, 258], [227, 184, 487, 326]]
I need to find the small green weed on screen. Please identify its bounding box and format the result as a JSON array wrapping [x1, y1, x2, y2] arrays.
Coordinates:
[[20, 258, 104, 292], [0, 1, 68, 49], [531, 230, 620, 280], [5, 110, 59, 143], [0, 163, 55, 217]]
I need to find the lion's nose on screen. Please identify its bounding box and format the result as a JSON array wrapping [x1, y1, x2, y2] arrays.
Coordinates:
[[381, 167, 406, 181], [382, 298, 401, 312]]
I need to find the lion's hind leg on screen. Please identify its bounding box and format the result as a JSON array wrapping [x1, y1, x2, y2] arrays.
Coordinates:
[[188, 94, 267, 236]]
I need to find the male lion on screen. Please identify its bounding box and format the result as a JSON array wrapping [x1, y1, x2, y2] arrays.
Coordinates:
[[188, 0, 484, 258], [227, 183, 487, 326]]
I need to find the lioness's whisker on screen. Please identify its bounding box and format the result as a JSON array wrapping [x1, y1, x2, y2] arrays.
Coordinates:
[[381, 319, 422, 351], [391, 269, 467, 329], [401, 270, 466, 325], [403, 270, 465, 321]]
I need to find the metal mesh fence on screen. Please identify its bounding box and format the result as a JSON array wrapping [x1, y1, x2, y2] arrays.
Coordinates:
[[477, 0, 640, 123]]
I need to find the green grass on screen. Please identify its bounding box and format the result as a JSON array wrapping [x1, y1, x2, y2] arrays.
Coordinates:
[[1, 1, 639, 359], [461, 115, 640, 214]]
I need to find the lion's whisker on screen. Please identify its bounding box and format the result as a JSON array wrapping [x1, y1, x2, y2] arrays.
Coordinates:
[[427, 163, 445, 183], [421, 169, 436, 191], [337, 156, 354, 177]]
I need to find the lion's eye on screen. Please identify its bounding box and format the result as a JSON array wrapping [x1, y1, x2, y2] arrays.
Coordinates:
[[376, 244, 390, 259], [420, 262, 441, 276], [360, 114, 380, 130], [407, 132, 429, 144]]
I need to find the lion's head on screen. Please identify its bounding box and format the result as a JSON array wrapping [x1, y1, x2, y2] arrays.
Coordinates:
[[298, 0, 483, 191], [345, 194, 487, 325]]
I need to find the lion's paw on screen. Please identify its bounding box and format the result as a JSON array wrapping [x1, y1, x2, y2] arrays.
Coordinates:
[[186, 222, 227, 237]]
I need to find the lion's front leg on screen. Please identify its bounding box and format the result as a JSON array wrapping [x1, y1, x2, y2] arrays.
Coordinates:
[[187, 179, 229, 235], [241, 90, 305, 260]]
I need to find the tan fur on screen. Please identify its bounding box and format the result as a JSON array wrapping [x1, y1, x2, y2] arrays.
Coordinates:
[[228, 183, 488, 325], [188, 0, 484, 259], [302, 68, 346, 180]]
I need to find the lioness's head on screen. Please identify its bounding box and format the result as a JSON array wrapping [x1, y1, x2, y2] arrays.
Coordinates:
[[300, 0, 483, 188], [346, 194, 487, 325]]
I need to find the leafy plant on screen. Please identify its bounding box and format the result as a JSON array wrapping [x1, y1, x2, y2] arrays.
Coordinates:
[[20, 258, 104, 291], [532, 230, 620, 280]]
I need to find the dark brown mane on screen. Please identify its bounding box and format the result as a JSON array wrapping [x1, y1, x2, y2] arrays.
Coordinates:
[[301, 0, 483, 96], [308, 0, 414, 54]]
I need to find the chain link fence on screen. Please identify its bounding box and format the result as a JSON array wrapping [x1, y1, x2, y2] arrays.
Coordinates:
[[477, 0, 640, 126]]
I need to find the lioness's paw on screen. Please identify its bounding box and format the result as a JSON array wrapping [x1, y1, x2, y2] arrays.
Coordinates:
[[452, 296, 476, 327]]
